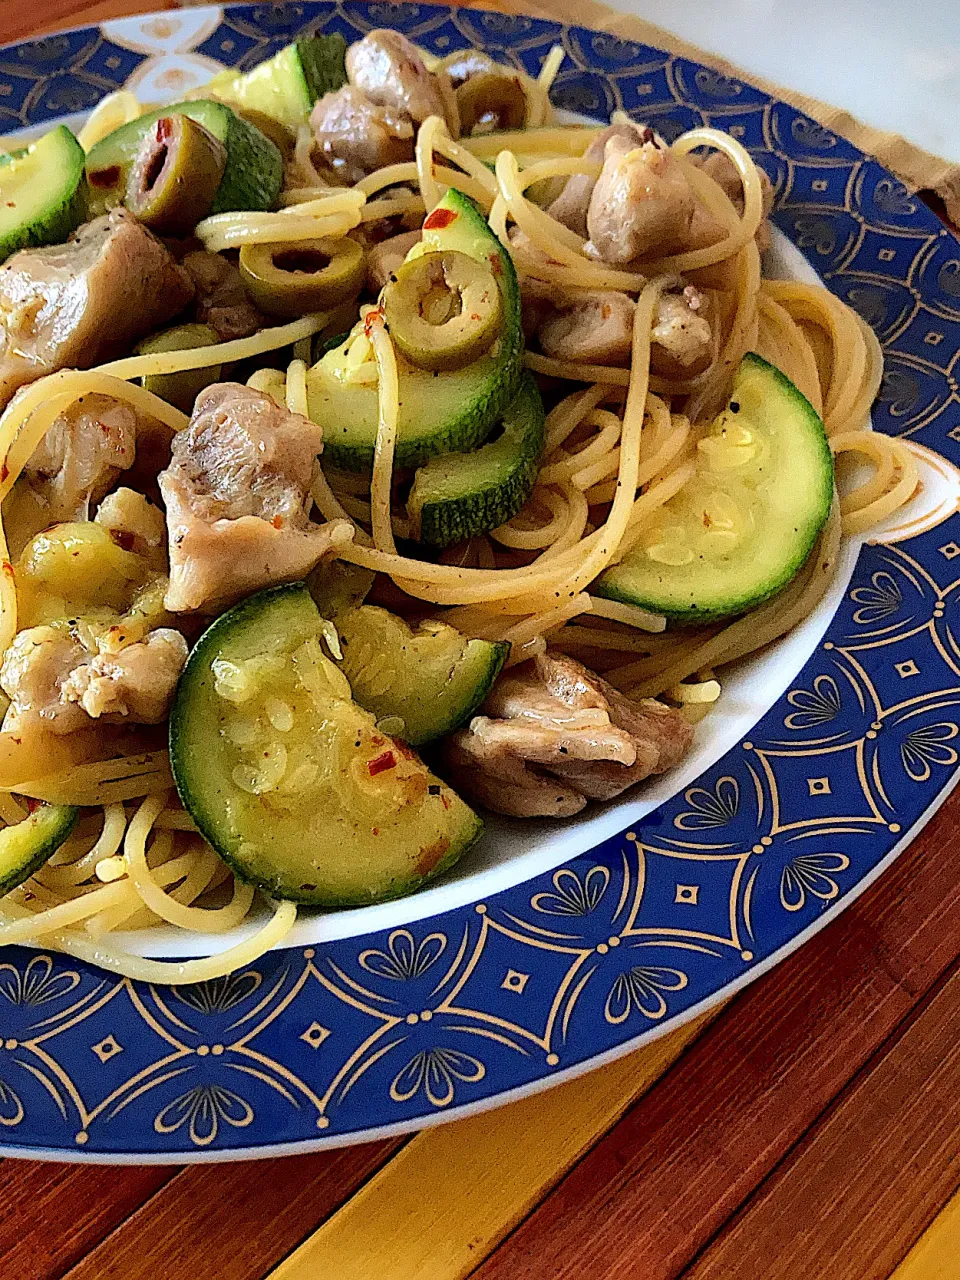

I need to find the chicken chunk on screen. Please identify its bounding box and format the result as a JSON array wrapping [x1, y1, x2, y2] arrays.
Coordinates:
[[310, 86, 415, 185], [0, 210, 193, 409], [60, 628, 188, 723], [445, 651, 693, 817], [1, 622, 187, 734], [95, 487, 167, 555], [548, 121, 648, 238], [158, 382, 352, 612], [346, 30, 456, 132], [585, 131, 697, 265], [182, 250, 263, 342], [365, 229, 421, 293], [536, 289, 636, 366], [650, 285, 713, 379], [24, 393, 138, 524]]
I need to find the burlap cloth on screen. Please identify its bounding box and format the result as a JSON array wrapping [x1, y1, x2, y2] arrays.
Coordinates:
[[475, 0, 960, 227]]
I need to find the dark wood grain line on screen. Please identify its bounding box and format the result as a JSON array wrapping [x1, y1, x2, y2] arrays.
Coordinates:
[[473, 797, 960, 1280], [0, 1163, 176, 1280], [684, 957, 960, 1280], [57, 1139, 402, 1280]]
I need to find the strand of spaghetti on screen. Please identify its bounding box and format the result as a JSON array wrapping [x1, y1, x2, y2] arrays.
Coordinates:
[[525, 352, 632, 385], [356, 162, 421, 194], [833, 431, 896, 514], [124, 794, 255, 932], [96, 314, 329, 381], [36, 899, 298, 984], [0, 879, 134, 944], [685, 240, 761, 422], [84, 847, 207, 935], [195, 191, 365, 244], [756, 289, 824, 413], [285, 357, 309, 417], [492, 486, 580, 550], [198, 211, 363, 250], [9, 751, 173, 804], [367, 311, 401, 555], [153, 809, 199, 831], [361, 195, 426, 221], [835, 436, 918, 535], [168, 842, 221, 906], [538, 409, 622, 485], [462, 125, 603, 159], [496, 593, 592, 647], [552, 624, 663, 653], [587, 595, 667, 633], [247, 366, 288, 400], [545, 383, 612, 454], [36, 804, 127, 889], [432, 133, 500, 198], [416, 114, 446, 210]]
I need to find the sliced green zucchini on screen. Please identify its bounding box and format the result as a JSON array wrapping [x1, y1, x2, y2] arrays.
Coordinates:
[[84, 100, 282, 218], [0, 803, 78, 895], [0, 126, 87, 264], [333, 607, 508, 745], [306, 188, 523, 472], [203, 35, 348, 134], [408, 374, 545, 546], [169, 583, 481, 906], [596, 353, 834, 622]]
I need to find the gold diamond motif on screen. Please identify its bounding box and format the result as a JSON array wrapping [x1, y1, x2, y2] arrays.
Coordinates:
[[91, 1035, 123, 1064], [300, 1021, 331, 1050], [674, 884, 700, 905], [501, 970, 530, 995], [895, 660, 920, 678], [808, 777, 832, 796], [939, 542, 960, 560]]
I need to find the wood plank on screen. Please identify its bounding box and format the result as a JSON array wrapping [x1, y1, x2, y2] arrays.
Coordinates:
[[266, 1015, 715, 1280], [474, 799, 960, 1280], [60, 1141, 401, 1280], [0, 1163, 174, 1280], [684, 961, 960, 1280], [890, 1186, 960, 1280]]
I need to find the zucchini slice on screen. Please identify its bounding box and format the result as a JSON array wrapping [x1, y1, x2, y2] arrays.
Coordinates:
[[334, 606, 508, 745], [169, 584, 481, 906], [306, 189, 523, 472], [84, 100, 282, 218], [203, 35, 348, 134], [0, 804, 78, 896], [597, 353, 834, 622], [0, 126, 87, 264], [408, 374, 545, 546]]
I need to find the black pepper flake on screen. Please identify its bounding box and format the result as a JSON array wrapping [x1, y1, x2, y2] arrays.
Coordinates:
[[428, 784, 441, 795], [559, 746, 568, 755], [730, 401, 740, 413]]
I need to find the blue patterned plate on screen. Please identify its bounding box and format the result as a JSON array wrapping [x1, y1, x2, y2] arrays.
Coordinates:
[[1, 1, 959, 1161]]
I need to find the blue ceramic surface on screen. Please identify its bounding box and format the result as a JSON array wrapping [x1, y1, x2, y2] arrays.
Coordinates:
[[0, 2, 959, 1160]]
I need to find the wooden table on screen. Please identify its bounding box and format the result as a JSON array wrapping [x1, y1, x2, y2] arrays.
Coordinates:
[[3, 1, 960, 1276]]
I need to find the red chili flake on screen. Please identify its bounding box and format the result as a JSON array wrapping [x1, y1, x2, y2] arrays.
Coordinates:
[[394, 740, 414, 760], [372, 827, 380, 836], [271, 516, 284, 530], [5, 202, 14, 209], [424, 207, 457, 230], [371, 735, 385, 747], [88, 165, 121, 188], [24, 797, 41, 813], [368, 750, 396, 777], [109, 529, 135, 551], [157, 116, 173, 141], [489, 253, 503, 276], [0, 463, 8, 483], [441, 794, 450, 810], [1, 561, 13, 578]]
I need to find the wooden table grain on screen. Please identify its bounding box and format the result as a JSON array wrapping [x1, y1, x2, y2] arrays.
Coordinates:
[[3, 1, 960, 1276]]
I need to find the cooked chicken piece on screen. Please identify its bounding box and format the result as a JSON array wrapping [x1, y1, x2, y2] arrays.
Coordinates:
[[310, 86, 415, 185], [24, 393, 137, 524], [445, 651, 693, 817], [548, 121, 648, 238], [442, 49, 501, 86], [366, 229, 421, 293], [159, 382, 352, 612], [95, 487, 167, 555], [60, 627, 188, 723], [650, 285, 713, 379], [536, 289, 636, 366], [0, 210, 193, 409], [585, 131, 698, 266], [182, 250, 263, 342], [1, 620, 187, 734], [692, 150, 775, 251], [346, 30, 457, 132], [1, 627, 92, 735]]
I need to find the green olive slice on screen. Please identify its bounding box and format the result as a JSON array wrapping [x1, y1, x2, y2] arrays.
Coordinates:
[[126, 115, 227, 235], [456, 72, 527, 136], [381, 250, 502, 371], [238, 237, 365, 319], [135, 324, 223, 412]]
